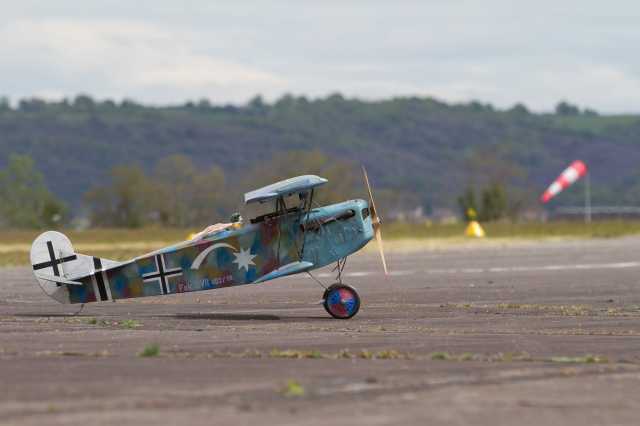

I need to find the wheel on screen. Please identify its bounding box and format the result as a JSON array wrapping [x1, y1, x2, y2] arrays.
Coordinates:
[[323, 284, 360, 319]]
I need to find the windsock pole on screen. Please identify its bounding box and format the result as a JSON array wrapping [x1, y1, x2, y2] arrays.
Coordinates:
[[585, 172, 591, 223]]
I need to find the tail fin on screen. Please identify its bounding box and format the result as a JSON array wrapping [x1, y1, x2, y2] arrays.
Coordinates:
[[30, 231, 119, 304]]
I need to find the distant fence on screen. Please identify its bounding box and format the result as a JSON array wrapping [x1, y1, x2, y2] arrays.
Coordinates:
[[553, 206, 640, 220]]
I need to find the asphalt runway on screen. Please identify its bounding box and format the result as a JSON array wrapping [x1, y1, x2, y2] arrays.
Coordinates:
[[1, 237, 640, 425]]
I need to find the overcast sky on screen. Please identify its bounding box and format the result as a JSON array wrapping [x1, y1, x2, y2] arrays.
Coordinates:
[[2, 1, 639, 112]]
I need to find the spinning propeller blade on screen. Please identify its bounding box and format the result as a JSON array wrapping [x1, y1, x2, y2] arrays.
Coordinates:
[[374, 226, 388, 275], [362, 166, 388, 275]]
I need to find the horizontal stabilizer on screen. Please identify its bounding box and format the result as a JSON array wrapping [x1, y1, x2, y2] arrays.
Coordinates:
[[35, 273, 83, 286], [253, 261, 314, 284]]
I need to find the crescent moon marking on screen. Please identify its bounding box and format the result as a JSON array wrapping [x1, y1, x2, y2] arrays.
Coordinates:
[[191, 243, 237, 270]]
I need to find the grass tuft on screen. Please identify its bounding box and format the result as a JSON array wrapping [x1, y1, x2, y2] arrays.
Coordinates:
[[120, 319, 141, 329], [430, 351, 452, 361], [549, 355, 608, 364], [139, 343, 160, 358], [281, 380, 305, 397], [458, 352, 475, 361], [491, 352, 533, 362]]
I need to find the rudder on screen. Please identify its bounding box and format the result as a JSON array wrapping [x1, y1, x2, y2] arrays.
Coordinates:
[[30, 231, 119, 304]]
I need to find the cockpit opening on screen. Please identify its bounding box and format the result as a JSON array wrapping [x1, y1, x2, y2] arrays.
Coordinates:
[[244, 192, 310, 224]]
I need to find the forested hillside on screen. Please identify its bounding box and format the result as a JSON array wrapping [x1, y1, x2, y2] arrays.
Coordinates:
[[1, 95, 639, 215]]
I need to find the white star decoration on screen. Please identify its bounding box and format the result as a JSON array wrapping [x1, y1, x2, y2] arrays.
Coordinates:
[[232, 247, 256, 272]]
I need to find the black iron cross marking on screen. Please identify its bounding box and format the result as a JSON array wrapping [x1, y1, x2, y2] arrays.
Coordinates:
[[32, 241, 77, 277], [142, 254, 182, 295]]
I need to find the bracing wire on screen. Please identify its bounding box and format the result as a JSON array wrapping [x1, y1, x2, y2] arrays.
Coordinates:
[[306, 270, 327, 290]]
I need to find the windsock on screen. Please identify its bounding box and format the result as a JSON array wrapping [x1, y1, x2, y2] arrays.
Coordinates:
[[540, 160, 587, 203]]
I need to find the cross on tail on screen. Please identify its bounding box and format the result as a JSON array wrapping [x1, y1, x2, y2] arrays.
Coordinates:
[[32, 241, 78, 285]]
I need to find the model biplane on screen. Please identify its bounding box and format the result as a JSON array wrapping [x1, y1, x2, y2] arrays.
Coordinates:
[[30, 169, 387, 319]]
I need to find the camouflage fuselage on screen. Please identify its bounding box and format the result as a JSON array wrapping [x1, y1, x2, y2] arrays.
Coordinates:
[[67, 199, 373, 304]]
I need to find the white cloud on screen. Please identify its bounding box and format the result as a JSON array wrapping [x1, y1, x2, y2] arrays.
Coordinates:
[[1, 2, 640, 112], [0, 19, 285, 103], [533, 65, 640, 112]]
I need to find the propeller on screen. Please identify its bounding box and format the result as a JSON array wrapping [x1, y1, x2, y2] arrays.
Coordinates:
[[362, 166, 388, 275]]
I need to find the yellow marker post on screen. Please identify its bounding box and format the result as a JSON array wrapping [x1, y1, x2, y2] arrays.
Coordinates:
[[465, 221, 486, 238], [464, 208, 486, 238]]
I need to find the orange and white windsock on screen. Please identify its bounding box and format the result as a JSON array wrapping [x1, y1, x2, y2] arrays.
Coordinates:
[[540, 160, 588, 203]]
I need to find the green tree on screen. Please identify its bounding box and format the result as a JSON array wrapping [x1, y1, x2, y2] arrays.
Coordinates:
[[458, 184, 510, 222], [462, 146, 529, 221], [248, 95, 266, 113], [85, 165, 153, 227], [40, 198, 67, 227], [508, 103, 529, 116], [73, 94, 95, 111], [197, 98, 212, 110], [0, 154, 66, 228], [153, 154, 226, 226], [0, 96, 9, 111], [5, 93, 640, 213], [457, 187, 478, 221], [18, 98, 47, 113], [191, 166, 227, 224], [479, 183, 507, 221], [85, 157, 228, 228], [242, 150, 359, 206], [466, 146, 526, 188], [555, 101, 580, 116]]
